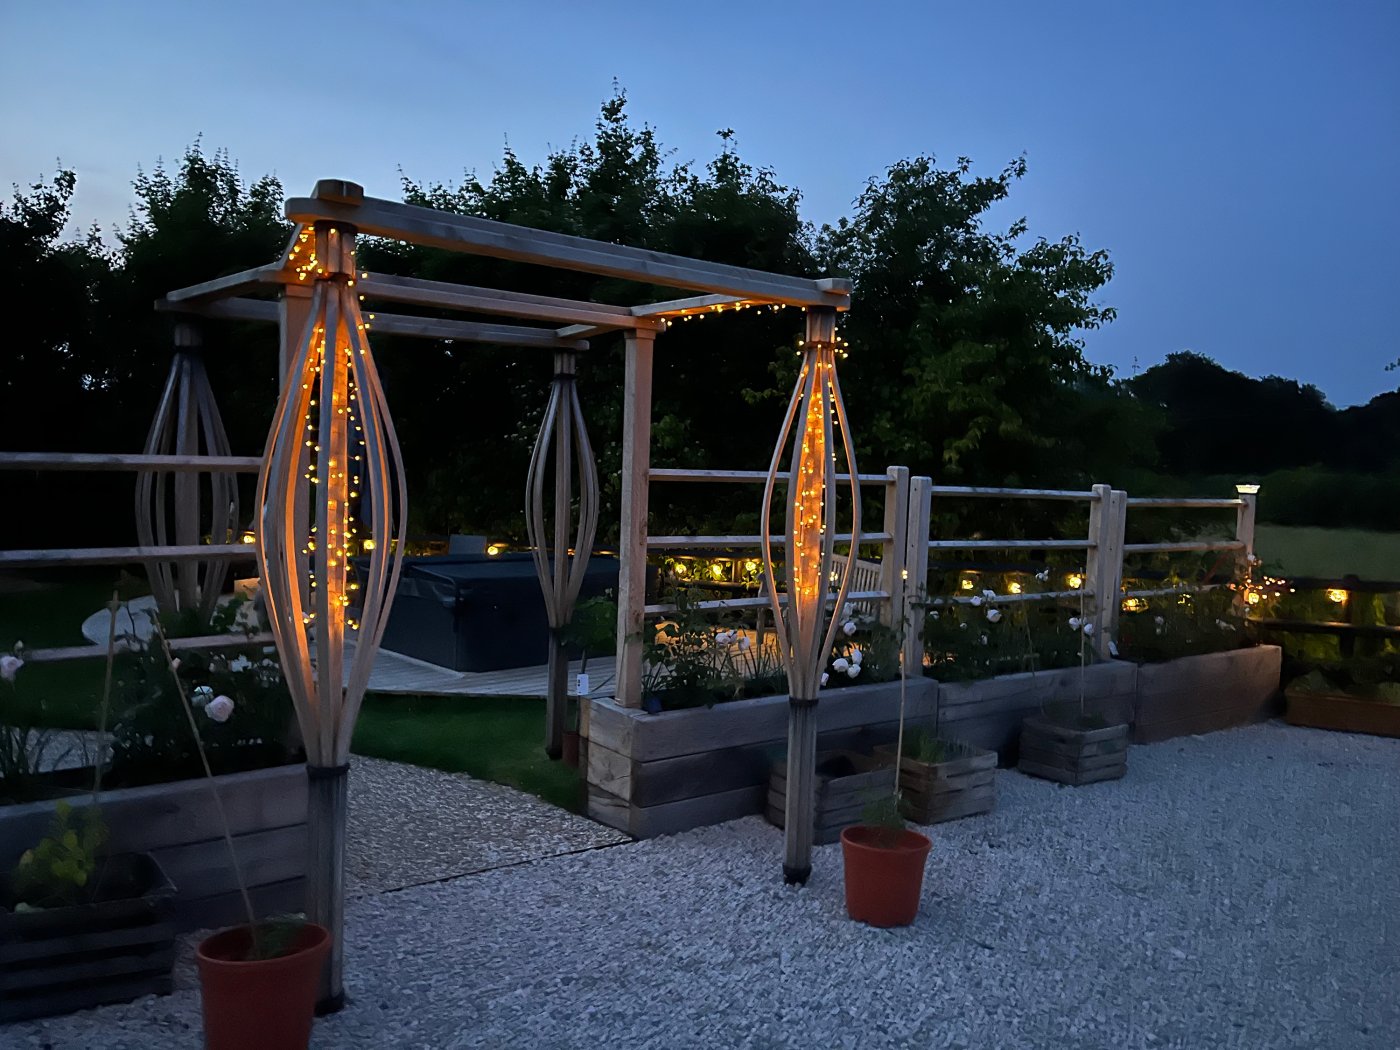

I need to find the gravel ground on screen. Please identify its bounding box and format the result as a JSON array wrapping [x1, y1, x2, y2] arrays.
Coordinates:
[[8, 722, 1398, 1049], [346, 756, 627, 895]]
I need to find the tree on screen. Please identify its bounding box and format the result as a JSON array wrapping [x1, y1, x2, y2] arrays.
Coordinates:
[[817, 156, 1133, 489]]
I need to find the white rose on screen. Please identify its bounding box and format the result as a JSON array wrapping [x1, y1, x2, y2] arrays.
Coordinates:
[[1083, 622, 1095, 636], [1154, 616, 1165, 626], [986, 608, 1002, 624], [832, 657, 850, 673], [170, 657, 181, 671], [959, 622, 968, 630], [846, 663, 861, 679], [931, 610, 940, 620], [0, 655, 23, 682], [714, 630, 733, 645], [738, 636, 751, 651], [1035, 570, 1050, 582], [1108, 640, 1119, 657], [982, 589, 997, 600], [1068, 617, 1082, 630], [970, 596, 983, 607], [842, 621, 857, 637], [192, 685, 215, 706], [820, 673, 829, 687], [850, 648, 863, 664], [205, 695, 235, 723], [979, 635, 989, 646], [841, 603, 855, 619]]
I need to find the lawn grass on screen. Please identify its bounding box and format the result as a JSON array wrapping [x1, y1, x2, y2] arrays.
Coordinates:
[[352, 693, 582, 813], [1255, 525, 1400, 579], [0, 571, 129, 729]]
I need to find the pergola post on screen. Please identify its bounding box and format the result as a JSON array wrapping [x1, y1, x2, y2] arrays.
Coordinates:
[[527, 348, 599, 758], [279, 284, 314, 389], [136, 320, 238, 622], [762, 306, 860, 884], [614, 329, 655, 708], [255, 221, 406, 1013]]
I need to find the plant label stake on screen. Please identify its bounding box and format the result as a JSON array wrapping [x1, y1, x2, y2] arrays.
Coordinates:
[[255, 221, 407, 1012], [761, 306, 860, 885]]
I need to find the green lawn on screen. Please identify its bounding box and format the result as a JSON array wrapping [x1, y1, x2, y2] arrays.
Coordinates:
[[351, 694, 582, 813], [1255, 525, 1400, 579]]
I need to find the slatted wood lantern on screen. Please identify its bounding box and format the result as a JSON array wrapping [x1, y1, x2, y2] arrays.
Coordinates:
[[526, 349, 600, 758], [761, 306, 861, 884], [254, 221, 406, 1011], [136, 322, 239, 622]]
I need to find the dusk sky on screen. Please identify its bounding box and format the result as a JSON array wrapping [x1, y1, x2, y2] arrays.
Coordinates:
[[3, 0, 1397, 406]]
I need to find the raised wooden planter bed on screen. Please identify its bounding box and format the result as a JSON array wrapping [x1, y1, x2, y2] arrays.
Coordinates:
[[765, 750, 896, 844], [1131, 645, 1282, 743], [876, 742, 996, 824], [934, 661, 1137, 760], [1018, 718, 1128, 786], [0, 852, 176, 1022], [0, 764, 307, 931], [1284, 688, 1400, 738], [585, 678, 936, 838]]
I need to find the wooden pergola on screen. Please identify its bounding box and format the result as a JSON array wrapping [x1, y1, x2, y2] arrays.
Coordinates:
[[159, 179, 854, 1008]]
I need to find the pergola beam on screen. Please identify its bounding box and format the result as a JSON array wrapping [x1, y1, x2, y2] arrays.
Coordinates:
[[358, 272, 659, 332], [157, 297, 590, 350], [287, 182, 852, 308], [162, 265, 290, 304]]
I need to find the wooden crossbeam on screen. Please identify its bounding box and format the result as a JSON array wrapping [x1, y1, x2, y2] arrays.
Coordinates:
[[0, 452, 261, 473], [163, 265, 289, 304], [358, 272, 658, 332], [287, 182, 851, 307], [0, 544, 258, 568], [155, 296, 589, 350]]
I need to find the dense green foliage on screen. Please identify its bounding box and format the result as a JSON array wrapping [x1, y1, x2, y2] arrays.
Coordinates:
[[4, 96, 1396, 545]]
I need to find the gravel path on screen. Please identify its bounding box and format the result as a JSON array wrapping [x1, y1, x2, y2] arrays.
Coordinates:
[[8, 722, 1398, 1049], [346, 756, 627, 895]]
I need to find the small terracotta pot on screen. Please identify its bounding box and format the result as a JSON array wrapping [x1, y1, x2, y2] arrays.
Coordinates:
[[840, 826, 932, 927], [196, 922, 331, 1050]]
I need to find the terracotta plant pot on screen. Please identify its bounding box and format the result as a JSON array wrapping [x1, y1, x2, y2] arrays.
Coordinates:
[[840, 826, 932, 927], [196, 922, 331, 1050]]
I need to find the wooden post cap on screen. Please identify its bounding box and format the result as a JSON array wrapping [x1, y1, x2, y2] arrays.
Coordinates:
[[312, 179, 365, 204]]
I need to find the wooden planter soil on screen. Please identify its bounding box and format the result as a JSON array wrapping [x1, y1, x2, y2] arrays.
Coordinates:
[[934, 661, 1137, 760], [0, 764, 307, 931], [1018, 717, 1128, 786], [1284, 688, 1400, 738], [0, 852, 176, 1022], [1131, 645, 1282, 743], [584, 678, 936, 839], [875, 742, 996, 824], [766, 750, 896, 845]]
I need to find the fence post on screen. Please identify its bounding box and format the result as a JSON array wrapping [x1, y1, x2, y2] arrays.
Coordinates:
[[902, 475, 932, 674], [614, 329, 655, 708], [1102, 489, 1128, 652], [1084, 483, 1116, 660], [1234, 483, 1259, 572], [878, 466, 910, 632]]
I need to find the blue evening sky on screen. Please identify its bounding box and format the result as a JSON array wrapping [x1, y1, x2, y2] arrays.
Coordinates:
[[3, 1, 1396, 406]]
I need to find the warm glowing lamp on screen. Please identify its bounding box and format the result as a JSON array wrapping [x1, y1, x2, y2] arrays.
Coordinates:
[[761, 306, 859, 885]]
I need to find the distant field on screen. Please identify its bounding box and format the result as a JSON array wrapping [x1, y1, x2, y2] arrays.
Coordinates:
[[1254, 524, 1400, 579]]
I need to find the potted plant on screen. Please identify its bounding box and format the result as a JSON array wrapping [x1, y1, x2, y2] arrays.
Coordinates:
[[1018, 698, 1128, 786], [1, 801, 178, 1021], [875, 728, 996, 824], [145, 621, 329, 1050], [839, 792, 932, 927]]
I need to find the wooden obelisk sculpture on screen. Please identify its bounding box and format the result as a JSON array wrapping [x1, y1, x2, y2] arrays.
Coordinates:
[[255, 222, 406, 1011], [526, 348, 600, 759], [761, 306, 860, 884], [136, 322, 239, 622]]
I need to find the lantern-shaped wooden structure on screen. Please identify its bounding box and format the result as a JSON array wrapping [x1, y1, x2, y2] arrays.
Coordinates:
[[526, 348, 600, 758], [254, 222, 406, 1010], [136, 322, 239, 622], [761, 306, 860, 884]]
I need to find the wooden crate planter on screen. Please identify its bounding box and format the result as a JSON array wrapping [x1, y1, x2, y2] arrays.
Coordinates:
[[584, 678, 937, 839], [0, 764, 307, 931], [0, 852, 176, 1022], [934, 661, 1137, 760], [766, 750, 896, 845], [1018, 717, 1128, 786], [876, 743, 996, 824], [1131, 645, 1282, 743], [1284, 688, 1400, 738]]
